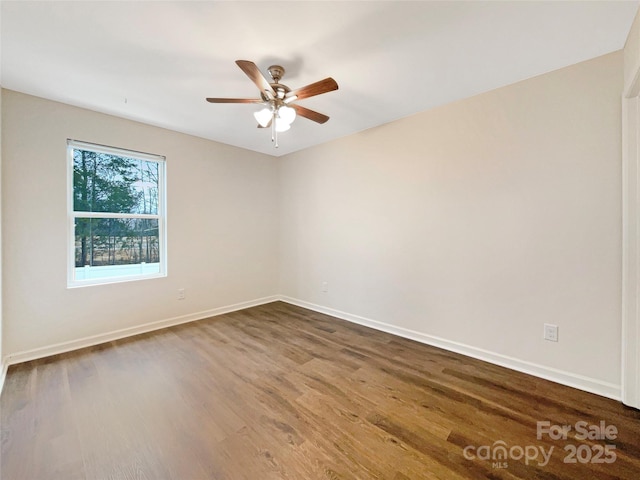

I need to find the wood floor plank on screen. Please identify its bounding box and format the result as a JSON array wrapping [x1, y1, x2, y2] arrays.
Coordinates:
[[2, 301, 639, 479]]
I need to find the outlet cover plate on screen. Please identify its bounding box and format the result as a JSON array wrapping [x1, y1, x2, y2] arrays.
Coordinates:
[[544, 323, 558, 342]]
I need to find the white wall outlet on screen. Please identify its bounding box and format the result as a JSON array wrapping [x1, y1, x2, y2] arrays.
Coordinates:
[[177, 288, 186, 300], [321, 281, 328, 293], [544, 323, 558, 342]]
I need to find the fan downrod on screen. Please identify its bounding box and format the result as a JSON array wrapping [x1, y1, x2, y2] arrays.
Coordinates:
[[267, 65, 285, 83]]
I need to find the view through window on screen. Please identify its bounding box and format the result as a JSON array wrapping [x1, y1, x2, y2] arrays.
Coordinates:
[[68, 140, 166, 286]]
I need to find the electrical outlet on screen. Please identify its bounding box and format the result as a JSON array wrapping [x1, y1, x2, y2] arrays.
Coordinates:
[[177, 288, 186, 300], [544, 323, 558, 342], [321, 282, 328, 293]]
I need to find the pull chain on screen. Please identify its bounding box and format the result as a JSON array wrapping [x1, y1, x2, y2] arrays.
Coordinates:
[[271, 111, 275, 143], [272, 111, 279, 148]]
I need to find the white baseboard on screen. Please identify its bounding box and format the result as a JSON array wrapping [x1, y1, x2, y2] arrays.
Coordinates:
[[2, 295, 280, 369], [279, 296, 622, 401], [0, 294, 622, 402]]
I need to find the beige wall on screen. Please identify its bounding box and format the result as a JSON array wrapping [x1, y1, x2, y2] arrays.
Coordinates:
[[1, 90, 279, 356], [279, 52, 623, 396], [625, 9, 640, 94]]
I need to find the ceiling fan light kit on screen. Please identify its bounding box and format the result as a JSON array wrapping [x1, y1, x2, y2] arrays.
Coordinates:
[[207, 60, 338, 148]]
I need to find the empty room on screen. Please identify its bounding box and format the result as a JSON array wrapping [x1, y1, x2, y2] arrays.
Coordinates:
[[2, 1, 640, 479]]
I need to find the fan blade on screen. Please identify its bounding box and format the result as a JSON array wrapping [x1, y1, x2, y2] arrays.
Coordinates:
[[236, 60, 276, 97], [287, 77, 338, 101], [206, 98, 263, 104], [292, 104, 330, 124]]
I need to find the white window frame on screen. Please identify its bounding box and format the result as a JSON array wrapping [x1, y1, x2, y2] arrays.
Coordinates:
[[67, 139, 167, 287]]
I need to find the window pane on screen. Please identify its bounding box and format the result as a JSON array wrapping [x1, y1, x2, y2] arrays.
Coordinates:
[[73, 149, 160, 214], [74, 218, 160, 280]]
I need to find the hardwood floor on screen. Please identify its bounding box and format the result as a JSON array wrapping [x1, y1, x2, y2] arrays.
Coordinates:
[[2, 301, 639, 479]]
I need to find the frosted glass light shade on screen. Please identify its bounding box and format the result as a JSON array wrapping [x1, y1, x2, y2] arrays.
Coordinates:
[[254, 107, 272, 127], [278, 105, 296, 125], [275, 119, 291, 132]]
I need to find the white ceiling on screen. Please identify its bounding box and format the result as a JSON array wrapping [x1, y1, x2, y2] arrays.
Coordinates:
[[1, 1, 639, 157]]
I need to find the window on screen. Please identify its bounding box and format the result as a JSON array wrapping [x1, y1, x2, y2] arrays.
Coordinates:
[[67, 140, 166, 286]]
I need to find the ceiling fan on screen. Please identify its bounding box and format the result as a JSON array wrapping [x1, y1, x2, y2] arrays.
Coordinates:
[[206, 60, 338, 148]]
